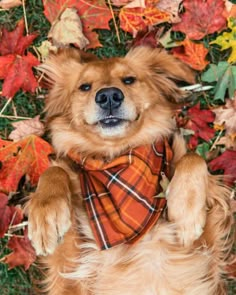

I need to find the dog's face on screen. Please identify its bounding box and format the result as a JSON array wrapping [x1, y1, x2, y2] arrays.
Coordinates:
[[41, 47, 195, 157]]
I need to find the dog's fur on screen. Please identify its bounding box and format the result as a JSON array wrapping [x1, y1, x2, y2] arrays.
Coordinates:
[[26, 47, 233, 295]]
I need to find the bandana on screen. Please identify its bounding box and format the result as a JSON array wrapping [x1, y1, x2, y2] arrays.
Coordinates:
[[68, 139, 173, 250]]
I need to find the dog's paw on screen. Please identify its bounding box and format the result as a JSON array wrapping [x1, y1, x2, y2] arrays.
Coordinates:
[[27, 193, 71, 256], [166, 154, 208, 247]]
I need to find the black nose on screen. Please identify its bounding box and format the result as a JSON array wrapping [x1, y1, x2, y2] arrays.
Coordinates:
[[95, 87, 124, 110]]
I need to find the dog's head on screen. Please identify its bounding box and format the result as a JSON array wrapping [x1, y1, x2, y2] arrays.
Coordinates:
[[41, 47, 195, 157]]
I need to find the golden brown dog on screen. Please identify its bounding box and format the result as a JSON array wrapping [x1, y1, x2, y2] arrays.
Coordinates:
[[26, 47, 233, 295]]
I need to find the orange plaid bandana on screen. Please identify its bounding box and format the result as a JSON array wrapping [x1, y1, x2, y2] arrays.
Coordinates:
[[68, 139, 173, 250]]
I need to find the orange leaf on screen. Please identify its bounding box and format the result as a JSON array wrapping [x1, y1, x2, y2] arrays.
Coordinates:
[[0, 135, 54, 193], [3, 229, 36, 270], [172, 38, 209, 71], [119, 0, 170, 36]]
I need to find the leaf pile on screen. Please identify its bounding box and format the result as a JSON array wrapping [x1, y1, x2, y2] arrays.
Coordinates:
[[0, 0, 235, 280]]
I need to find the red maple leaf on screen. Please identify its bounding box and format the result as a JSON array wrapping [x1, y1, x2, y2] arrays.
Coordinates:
[[177, 103, 215, 149], [172, 38, 209, 71], [208, 150, 236, 186], [172, 0, 227, 40], [0, 19, 39, 98], [119, 0, 170, 36], [0, 193, 23, 238], [0, 19, 37, 55], [0, 135, 54, 193], [43, 0, 112, 48], [3, 229, 36, 270]]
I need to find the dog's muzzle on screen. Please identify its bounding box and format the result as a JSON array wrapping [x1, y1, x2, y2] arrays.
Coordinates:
[[95, 87, 125, 127]]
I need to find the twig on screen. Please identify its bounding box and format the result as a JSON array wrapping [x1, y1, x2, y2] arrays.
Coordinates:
[[0, 98, 12, 116], [4, 233, 25, 238], [9, 221, 28, 233], [0, 114, 31, 120], [210, 128, 224, 151], [107, 0, 120, 43], [22, 0, 29, 35]]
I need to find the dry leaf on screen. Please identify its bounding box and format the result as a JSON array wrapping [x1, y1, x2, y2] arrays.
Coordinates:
[[216, 134, 236, 150], [213, 97, 236, 135], [124, 0, 145, 8], [0, 0, 22, 9], [36, 40, 57, 62], [9, 116, 45, 141], [156, 0, 182, 23], [48, 8, 89, 49]]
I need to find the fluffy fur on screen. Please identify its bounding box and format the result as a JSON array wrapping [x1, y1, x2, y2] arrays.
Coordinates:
[[26, 47, 233, 295]]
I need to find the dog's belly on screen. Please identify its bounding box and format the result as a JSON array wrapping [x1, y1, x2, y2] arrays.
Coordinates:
[[59, 217, 215, 295]]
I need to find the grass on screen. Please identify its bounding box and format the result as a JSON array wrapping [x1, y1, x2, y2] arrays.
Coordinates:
[[0, 0, 235, 294]]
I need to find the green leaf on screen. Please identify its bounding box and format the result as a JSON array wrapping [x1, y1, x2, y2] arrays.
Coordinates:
[[201, 62, 236, 101], [196, 142, 211, 160]]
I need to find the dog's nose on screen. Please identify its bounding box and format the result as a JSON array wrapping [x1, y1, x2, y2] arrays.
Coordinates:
[[95, 87, 124, 110]]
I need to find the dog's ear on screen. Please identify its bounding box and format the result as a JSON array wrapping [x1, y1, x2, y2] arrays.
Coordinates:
[[38, 48, 97, 118], [125, 46, 196, 102]]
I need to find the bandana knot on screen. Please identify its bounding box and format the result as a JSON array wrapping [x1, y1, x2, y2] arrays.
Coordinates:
[[68, 139, 173, 250]]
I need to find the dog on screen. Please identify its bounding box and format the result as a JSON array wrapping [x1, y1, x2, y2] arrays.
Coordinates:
[[26, 46, 233, 295]]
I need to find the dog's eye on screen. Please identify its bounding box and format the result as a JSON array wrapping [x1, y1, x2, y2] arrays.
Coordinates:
[[79, 83, 92, 91], [122, 76, 136, 85]]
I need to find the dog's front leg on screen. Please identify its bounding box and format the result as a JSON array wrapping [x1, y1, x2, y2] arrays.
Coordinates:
[[167, 153, 208, 246], [25, 166, 72, 256]]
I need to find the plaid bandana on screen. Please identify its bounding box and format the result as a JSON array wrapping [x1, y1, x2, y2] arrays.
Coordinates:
[[68, 139, 173, 250]]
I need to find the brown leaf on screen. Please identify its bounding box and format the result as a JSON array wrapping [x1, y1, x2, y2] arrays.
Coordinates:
[[0, 0, 22, 9], [48, 8, 89, 49], [9, 116, 45, 141], [156, 0, 182, 23], [213, 97, 236, 136]]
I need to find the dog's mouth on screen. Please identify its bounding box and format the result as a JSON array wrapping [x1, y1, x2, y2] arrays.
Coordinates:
[[99, 116, 127, 128]]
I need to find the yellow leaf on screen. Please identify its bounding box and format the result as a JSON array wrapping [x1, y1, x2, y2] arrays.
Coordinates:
[[211, 18, 236, 63]]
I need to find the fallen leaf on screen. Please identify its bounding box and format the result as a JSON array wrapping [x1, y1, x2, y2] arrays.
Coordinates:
[[225, 255, 236, 279], [131, 29, 158, 48], [0, 135, 54, 193], [216, 134, 236, 150], [201, 61, 236, 101], [224, 0, 236, 18], [176, 103, 215, 149], [111, 0, 144, 7], [172, 38, 209, 71], [9, 116, 45, 141], [0, 19, 39, 98], [213, 97, 236, 135], [3, 229, 36, 270], [43, 0, 112, 49], [211, 18, 236, 63], [36, 40, 58, 62], [0, 19, 37, 56], [0, 0, 22, 9], [119, 0, 170, 37], [0, 53, 40, 98], [124, 0, 145, 8], [48, 8, 89, 49], [156, 0, 182, 23], [172, 0, 227, 40], [209, 149, 236, 185], [0, 193, 23, 238]]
